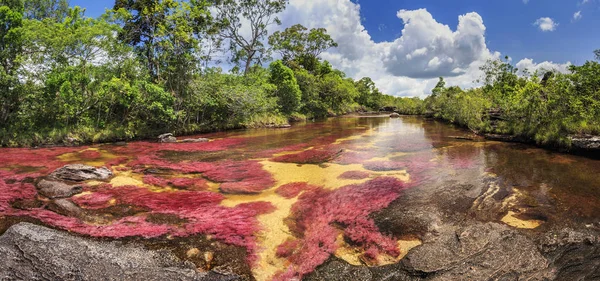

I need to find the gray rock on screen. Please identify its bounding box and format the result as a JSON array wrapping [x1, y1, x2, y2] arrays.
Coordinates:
[[47, 198, 84, 218], [571, 135, 600, 150], [390, 113, 401, 118], [182, 138, 210, 143], [0, 223, 240, 281], [401, 223, 552, 280], [158, 133, 177, 143], [304, 258, 373, 281], [36, 179, 83, 199], [50, 164, 113, 182]]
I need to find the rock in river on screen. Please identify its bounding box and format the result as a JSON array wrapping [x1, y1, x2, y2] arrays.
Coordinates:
[[0, 223, 241, 281], [36, 179, 83, 199], [181, 138, 210, 143], [49, 164, 112, 182], [158, 133, 177, 143]]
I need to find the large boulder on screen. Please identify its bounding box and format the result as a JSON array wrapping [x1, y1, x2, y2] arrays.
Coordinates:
[[50, 164, 112, 182], [36, 179, 83, 199], [0, 223, 240, 281], [158, 133, 177, 143]]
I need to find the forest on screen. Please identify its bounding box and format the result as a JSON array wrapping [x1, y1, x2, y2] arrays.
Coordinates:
[[0, 0, 599, 148]]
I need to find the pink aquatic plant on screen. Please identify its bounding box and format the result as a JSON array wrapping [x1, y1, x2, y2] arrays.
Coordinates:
[[272, 148, 342, 164], [79, 150, 102, 160], [273, 177, 413, 280], [275, 182, 318, 199], [338, 171, 371, 180], [202, 161, 275, 194]]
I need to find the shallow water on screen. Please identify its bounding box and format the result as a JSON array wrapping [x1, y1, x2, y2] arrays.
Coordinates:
[[1, 116, 599, 280]]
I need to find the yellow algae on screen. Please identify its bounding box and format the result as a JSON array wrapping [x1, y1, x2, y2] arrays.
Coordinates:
[[221, 189, 298, 281], [334, 234, 421, 266], [260, 160, 409, 190], [501, 211, 543, 229], [57, 148, 119, 167]]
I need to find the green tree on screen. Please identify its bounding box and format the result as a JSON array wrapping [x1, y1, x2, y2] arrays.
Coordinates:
[[269, 60, 301, 114], [355, 77, 383, 110], [114, 0, 211, 83], [23, 0, 68, 21], [0, 0, 24, 124], [213, 0, 287, 74], [269, 24, 337, 72]]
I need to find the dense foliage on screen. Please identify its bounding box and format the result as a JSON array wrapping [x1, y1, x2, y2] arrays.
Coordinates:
[[0, 0, 397, 146], [424, 55, 600, 148]]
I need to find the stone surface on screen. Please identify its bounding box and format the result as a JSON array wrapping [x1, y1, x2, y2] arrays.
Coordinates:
[[0, 223, 241, 281], [571, 135, 600, 150], [50, 164, 113, 182], [181, 138, 210, 143], [158, 133, 177, 143], [47, 198, 84, 218], [390, 113, 401, 118], [36, 179, 83, 199]]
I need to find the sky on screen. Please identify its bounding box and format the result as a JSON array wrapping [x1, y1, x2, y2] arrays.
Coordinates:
[[70, 0, 600, 97]]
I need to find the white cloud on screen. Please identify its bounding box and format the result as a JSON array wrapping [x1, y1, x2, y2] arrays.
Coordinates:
[[263, 0, 570, 97], [523, 0, 530, 3], [573, 11, 582, 21], [534, 17, 558, 31], [515, 58, 572, 75]]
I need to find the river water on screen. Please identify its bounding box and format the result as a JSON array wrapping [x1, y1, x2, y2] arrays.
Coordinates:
[[1, 116, 599, 280]]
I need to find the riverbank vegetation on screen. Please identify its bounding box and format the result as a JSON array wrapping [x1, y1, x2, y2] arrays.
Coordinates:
[[0, 0, 404, 147], [415, 54, 600, 148]]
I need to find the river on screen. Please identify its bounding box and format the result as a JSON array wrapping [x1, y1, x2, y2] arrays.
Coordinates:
[[1, 115, 599, 280]]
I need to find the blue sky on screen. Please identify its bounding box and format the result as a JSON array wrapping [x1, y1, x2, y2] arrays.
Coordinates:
[[354, 0, 600, 65], [69, 0, 600, 97]]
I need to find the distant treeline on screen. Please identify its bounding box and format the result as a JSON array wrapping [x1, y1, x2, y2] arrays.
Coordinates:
[[395, 54, 600, 148]]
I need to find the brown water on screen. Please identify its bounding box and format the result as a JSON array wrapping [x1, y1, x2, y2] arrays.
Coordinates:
[[1, 115, 599, 280]]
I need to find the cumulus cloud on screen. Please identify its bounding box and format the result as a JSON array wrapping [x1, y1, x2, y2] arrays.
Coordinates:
[[515, 58, 572, 75], [573, 11, 582, 21], [264, 0, 570, 97], [534, 17, 558, 32]]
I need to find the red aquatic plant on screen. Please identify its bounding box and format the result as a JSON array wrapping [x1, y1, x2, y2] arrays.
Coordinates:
[[276, 182, 318, 199], [143, 175, 169, 187], [276, 238, 301, 258], [168, 178, 209, 190], [17, 209, 172, 238], [272, 148, 343, 164], [72, 193, 115, 209], [338, 171, 370, 180], [79, 150, 102, 160], [202, 161, 275, 194], [0, 147, 78, 173], [274, 177, 413, 280], [0, 171, 37, 213]]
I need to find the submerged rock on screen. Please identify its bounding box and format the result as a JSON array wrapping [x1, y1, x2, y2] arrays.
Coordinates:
[[181, 138, 210, 143], [47, 198, 84, 218], [0, 223, 241, 281], [158, 133, 177, 143], [36, 179, 83, 199], [50, 164, 113, 182]]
